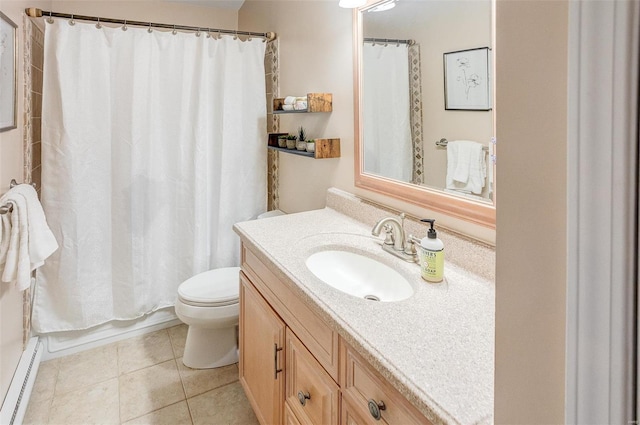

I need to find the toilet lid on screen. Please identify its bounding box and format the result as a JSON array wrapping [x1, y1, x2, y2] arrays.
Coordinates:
[[178, 267, 240, 307]]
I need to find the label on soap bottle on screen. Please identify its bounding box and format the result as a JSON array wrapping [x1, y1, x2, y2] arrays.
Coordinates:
[[419, 248, 444, 283]]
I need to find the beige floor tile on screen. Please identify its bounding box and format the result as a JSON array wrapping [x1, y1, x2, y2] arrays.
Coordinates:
[[55, 343, 118, 396], [177, 361, 239, 398], [23, 398, 51, 425], [29, 359, 59, 404], [117, 329, 174, 374], [122, 401, 192, 425], [188, 382, 259, 425], [168, 324, 187, 359], [119, 360, 185, 422], [49, 378, 119, 425]]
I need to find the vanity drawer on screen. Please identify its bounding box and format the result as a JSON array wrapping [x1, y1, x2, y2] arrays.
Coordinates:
[[286, 328, 339, 425], [241, 243, 340, 381], [341, 342, 433, 425]]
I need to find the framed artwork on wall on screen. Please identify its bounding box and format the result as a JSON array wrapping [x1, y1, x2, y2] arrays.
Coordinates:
[[444, 47, 491, 111], [0, 11, 17, 132]]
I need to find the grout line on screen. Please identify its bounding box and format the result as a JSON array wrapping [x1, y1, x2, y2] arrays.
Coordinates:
[[167, 325, 181, 360]]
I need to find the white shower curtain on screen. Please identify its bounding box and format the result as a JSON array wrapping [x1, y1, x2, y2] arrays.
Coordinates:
[[32, 20, 267, 333], [363, 43, 412, 182]]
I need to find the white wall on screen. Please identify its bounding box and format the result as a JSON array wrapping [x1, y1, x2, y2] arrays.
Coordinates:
[[239, 1, 355, 214], [0, 1, 28, 406], [494, 1, 568, 422]]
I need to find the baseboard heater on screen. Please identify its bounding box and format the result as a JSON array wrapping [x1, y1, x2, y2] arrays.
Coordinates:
[[0, 337, 42, 425]]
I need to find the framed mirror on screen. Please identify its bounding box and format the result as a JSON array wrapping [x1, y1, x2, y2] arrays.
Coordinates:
[[353, 0, 496, 228]]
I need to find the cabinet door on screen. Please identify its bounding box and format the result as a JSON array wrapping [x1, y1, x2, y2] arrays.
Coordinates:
[[285, 329, 339, 425], [240, 273, 286, 425]]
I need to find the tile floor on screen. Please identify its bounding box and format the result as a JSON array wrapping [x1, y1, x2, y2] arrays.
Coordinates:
[[23, 324, 259, 425]]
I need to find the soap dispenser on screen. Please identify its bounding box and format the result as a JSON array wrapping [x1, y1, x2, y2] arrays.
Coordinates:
[[418, 219, 444, 283]]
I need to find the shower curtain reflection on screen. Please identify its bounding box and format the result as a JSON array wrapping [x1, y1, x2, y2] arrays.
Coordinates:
[[363, 43, 412, 183], [32, 20, 267, 333]]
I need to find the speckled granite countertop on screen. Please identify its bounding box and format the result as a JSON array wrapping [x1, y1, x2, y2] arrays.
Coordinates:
[[233, 202, 494, 425]]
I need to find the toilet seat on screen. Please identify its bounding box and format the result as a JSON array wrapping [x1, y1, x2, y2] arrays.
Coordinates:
[[178, 267, 240, 307]]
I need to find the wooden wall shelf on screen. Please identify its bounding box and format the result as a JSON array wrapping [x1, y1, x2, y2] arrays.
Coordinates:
[[273, 93, 332, 114], [268, 138, 340, 159]]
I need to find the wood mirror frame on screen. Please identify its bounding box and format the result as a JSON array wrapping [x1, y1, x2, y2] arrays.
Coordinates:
[[352, 1, 496, 229]]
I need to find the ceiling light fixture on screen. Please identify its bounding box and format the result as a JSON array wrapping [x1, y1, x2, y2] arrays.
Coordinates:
[[339, 0, 367, 8], [368, 0, 397, 12]]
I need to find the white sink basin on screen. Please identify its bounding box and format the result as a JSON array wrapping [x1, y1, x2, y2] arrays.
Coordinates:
[[305, 250, 414, 302]]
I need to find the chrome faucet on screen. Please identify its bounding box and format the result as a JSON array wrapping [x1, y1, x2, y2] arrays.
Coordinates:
[[371, 213, 418, 263]]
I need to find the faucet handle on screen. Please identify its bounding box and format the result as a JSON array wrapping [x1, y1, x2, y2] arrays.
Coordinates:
[[404, 233, 418, 256], [382, 224, 394, 246]]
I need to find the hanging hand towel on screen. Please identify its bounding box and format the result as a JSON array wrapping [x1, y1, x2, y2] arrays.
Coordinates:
[[0, 213, 11, 265], [0, 184, 58, 290], [1, 196, 30, 290], [446, 140, 487, 195]]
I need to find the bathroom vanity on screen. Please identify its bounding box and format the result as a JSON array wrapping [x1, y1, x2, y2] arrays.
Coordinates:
[[234, 190, 494, 425]]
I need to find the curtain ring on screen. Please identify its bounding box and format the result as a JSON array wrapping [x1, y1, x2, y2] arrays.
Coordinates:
[[95, 17, 102, 29], [68, 14, 75, 26], [206, 29, 211, 38], [233, 30, 238, 40], [195, 28, 201, 37], [147, 22, 153, 33], [122, 20, 128, 31], [46, 10, 54, 24], [172, 24, 177, 35]]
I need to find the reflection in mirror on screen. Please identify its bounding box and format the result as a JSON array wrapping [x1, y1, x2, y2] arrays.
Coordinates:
[[354, 0, 496, 227]]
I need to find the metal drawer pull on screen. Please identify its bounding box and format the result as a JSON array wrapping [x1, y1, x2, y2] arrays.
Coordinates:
[[274, 344, 283, 379], [297, 391, 311, 406], [367, 399, 386, 421]]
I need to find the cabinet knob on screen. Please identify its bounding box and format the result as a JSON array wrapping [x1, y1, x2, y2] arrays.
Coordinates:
[[367, 399, 386, 421], [297, 391, 311, 406]]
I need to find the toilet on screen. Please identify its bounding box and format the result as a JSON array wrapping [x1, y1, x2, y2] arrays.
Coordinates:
[[175, 210, 284, 369]]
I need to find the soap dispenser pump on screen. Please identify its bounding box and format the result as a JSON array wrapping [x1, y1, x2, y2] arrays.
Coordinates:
[[419, 219, 444, 283]]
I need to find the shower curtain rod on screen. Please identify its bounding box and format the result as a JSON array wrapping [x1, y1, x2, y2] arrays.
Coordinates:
[[364, 37, 414, 45], [25, 8, 277, 41]]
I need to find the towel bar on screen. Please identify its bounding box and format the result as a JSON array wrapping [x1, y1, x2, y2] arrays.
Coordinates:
[[0, 179, 38, 214], [435, 138, 489, 151]]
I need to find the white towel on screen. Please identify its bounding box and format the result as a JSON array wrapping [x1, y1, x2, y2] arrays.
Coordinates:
[[294, 100, 308, 110], [446, 140, 487, 195], [0, 212, 11, 265], [284, 96, 307, 105], [0, 184, 58, 291], [2, 197, 30, 289]]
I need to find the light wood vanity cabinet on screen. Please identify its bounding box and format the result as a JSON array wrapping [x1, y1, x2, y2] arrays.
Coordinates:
[[239, 274, 285, 425], [239, 243, 433, 425]]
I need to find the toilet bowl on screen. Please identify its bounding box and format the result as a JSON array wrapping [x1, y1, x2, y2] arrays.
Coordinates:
[[175, 210, 284, 369]]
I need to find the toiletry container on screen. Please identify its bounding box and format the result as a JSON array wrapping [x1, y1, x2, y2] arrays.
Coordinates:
[[418, 219, 444, 283]]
